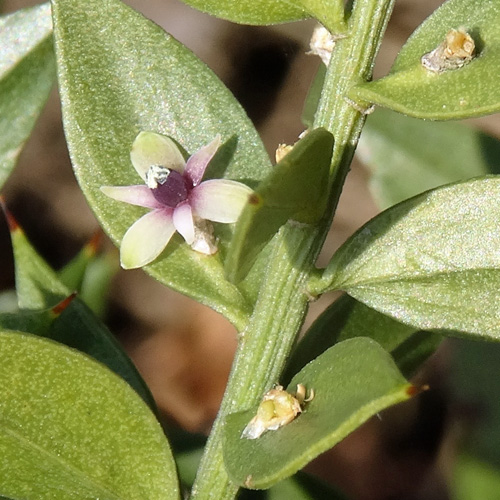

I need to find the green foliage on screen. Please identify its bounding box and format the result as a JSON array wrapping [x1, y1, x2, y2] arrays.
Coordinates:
[[175, 0, 306, 25], [177, 447, 347, 499], [0, 331, 179, 500], [225, 129, 333, 282], [11, 223, 67, 310], [358, 108, 500, 209], [0, 2, 55, 189], [223, 338, 412, 489], [451, 455, 500, 500], [178, 0, 345, 30], [264, 473, 348, 500], [4, 0, 500, 497], [295, 0, 345, 32], [449, 340, 500, 468], [350, 0, 500, 119], [51, 0, 274, 328], [314, 177, 500, 340], [284, 294, 441, 382], [58, 235, 119, 317], [6, 212, 155, 408], [302, 64, 326, 129], [0, 302, 56, 336]]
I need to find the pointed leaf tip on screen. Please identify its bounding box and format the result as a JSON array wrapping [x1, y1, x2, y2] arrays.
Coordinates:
[[406, 384, 430, 397], [0, 200, 21, 233], [86, 231, 103, 256], [51, 292, 78, 317], [225, 128, 333, 282]]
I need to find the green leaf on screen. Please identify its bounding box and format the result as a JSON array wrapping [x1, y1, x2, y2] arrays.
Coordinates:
[[79, 251, 119, 317], [0, 303, 56, 336], [177, 0, 307, 25], [58, 234, 119, 317], [223, 337, 412, 489], [52, 0, 273, 327], [10, 222, 68, 310], [177, 446, 348, 500], [51, 298, 158, 409], [0, 2, 55, 189], [238, 471, 348, 499], [265, 472, 348, 500], [284, 294, 441, 382], [58, 233, 101, 291], [6, 210, 156, 409], [314, 177, 500, 340], [449, 339, 500, 467], [451, 455, 500, 500], [225, 128, 333, 282], [0, 331, 179, 500], [294, 0, 345, 32], [390, 329, 442, 378], [178, 0, 345, 30], [302, 64, 326, 129], [358, 108, 500, 209], [349, 0, 500, 119]]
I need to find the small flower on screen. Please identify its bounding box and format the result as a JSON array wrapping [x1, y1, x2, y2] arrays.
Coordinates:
[[101, 132, 253, 269]]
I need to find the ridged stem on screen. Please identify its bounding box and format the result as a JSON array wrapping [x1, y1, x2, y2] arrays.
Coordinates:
[[190, 0, 395, 498]]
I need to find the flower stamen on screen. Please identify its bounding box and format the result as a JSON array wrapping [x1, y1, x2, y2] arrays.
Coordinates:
[[145, 165, 172, 189]]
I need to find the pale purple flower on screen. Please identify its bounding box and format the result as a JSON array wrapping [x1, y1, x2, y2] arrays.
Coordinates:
[[101, 131, 253, 269]]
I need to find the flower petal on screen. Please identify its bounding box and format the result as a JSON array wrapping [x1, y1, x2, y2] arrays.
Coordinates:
[[120, 209, 175, 269], [172, 202, 195, 245], [100, 185, 163, 209], [190, 179, 253, 223], [130, 131, 186, 180], [184, 135, 221, 186]]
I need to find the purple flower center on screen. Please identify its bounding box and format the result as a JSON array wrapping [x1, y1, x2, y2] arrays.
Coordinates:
[[147, 166, 191, 208]]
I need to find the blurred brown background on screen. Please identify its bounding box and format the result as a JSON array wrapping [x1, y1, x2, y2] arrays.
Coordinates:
[[2, 1, 500, 498]]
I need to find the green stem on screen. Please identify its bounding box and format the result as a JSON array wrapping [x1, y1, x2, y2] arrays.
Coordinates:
[[191, 224, 319, 500], [190, 0, 395, 498], [313, 0, 396, 222]]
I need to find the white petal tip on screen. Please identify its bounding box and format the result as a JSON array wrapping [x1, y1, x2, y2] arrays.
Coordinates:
[[119, 210, 176, 269], [120, 250, 155, 269], [130, 131, 185, 178]]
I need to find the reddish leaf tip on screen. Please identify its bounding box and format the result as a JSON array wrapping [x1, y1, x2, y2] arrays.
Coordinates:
[[86, 230, 103, 256], [0, 198, 21, 232], [248, 193, 262, 206], [51, 292, 78, 316], [406, 384, 430, 397]]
